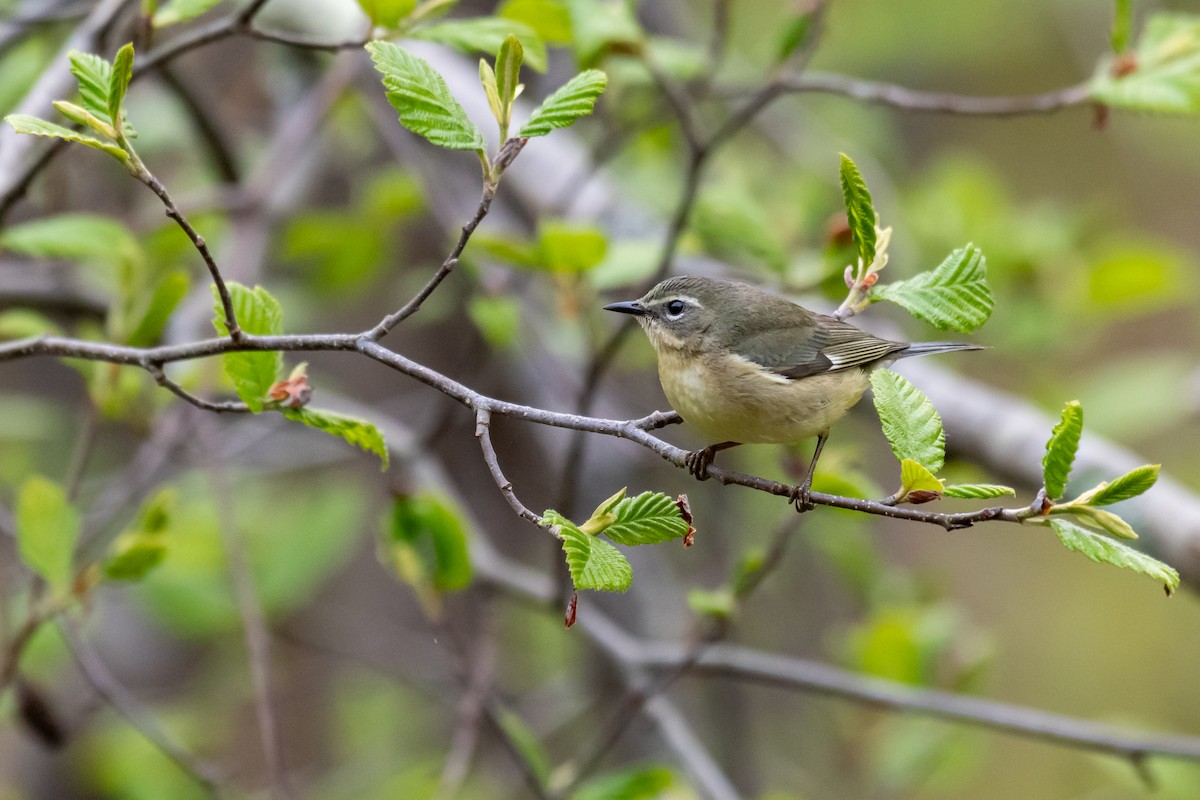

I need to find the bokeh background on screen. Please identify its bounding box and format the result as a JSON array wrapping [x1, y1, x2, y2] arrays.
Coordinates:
[[1, 0, 1199, 798]]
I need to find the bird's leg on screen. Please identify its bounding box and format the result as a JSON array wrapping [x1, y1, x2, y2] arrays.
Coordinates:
[[789, 431, 828, 513], [684, 441, 740, 480]]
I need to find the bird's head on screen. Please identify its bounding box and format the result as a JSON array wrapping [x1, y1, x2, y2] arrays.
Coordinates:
[[603, 276, 728, 353]]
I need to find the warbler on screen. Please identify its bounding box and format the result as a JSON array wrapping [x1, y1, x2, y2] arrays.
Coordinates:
[[604, 276, 982, 507]]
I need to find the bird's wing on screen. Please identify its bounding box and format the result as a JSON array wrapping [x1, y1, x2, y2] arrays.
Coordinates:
[[732, 314, 906, 380]]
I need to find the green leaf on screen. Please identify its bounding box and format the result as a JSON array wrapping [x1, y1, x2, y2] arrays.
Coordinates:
[[1112, 0, 1133, 53], [538, 220, 607, 273], [519, 69, 607, 137], [411, 17, 547, 72], [942, 483, 1016, 499], [687, 587, 735, 619], [1061, 505, 1138, 540], [839, 153, 877, 267], [899, 459, 943, 496], [282, 407, 389, 469], [1091, 13, 1200, 114], [3, 114, 129, 163], [604, 491, 689, 546], [153, 0, 226, 26], [0, 310, 62, 340], [1042, 400, 1083, 499], [126, 269, 189, 347], [104, 488, 174, 582], [354, 0, 416, 28], [777, 8, 817, 64], [480, 59, 502, 125], [870, 369, 945, 473], [1049, 519, 1179, 595], [0, 212, 141, 269], [366, 41, 485, 152], [15, 476, 81, 596], [573, 765, 675, 800], [493, 708, 552, 786], [557, 521, 632, 592], [52, 100, 116, 138], [211, 283, 283, 412], [566, 0, 643, 68], [869, 245, 993, 333], [496, 35, 524, 117], [107, 44, 134, 130], [385, 492, 472, 592], [69, 50, 113, 121], [1081, 464, 1160, 506], [499, 0, 572, 45], [468, 294, 521, 349]]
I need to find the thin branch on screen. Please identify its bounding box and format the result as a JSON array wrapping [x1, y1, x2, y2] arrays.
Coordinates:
[[59, 619, 224, 795], [363, 137, 529, 341], [771, 72, 1094, 116], [147, 364, 251, 413], [475, 410, 543, 526]]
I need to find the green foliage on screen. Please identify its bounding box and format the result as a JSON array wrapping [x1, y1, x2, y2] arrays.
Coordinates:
[[1112, 0, 1133, 53], [69, 50, 115, 124], [566, 0, 643, 68], [107, 44, 134, 133], [366, 41, 485, 153], [3, 114, 128, 162], [211, 283, 282, 411], [870, 369, 945, 474], [355, 0, 416, 28], [603, 491, 691, 545], [687, 587, 735, 619], [16, 476, 80, 597], [556, 519, 632, 592], [777, 7, 818, 64], [493, 708, 552, 786], [942, 483, 1016, 499], [1077, 464, 1160, 506], [691, 186, 787, 272], [519, 69, 607, 137], [1059, 505, 1137, 540], [126, 270, 189, 347], [153, 0, 225, 26], [1049, 519, 1179, 595], [899, 458, 942, 499], [468, 294, 521, 349], [1091, 13, 1200, 114], [500, 0, 572, 45], [0, 310, 61, 340], [104, 489, 174, 581], [538, 220, 608, 272], [382, 492, 472, 614], [839, 153, 877, 267], [412, 17, 548, 72], [572, 765, 676, 800], [0, 212, 141, 269], [281, 408, 389, 469], [495, 35, 524, 128], [1042, 400, 1083, 499], [870, 245, 993, 333]]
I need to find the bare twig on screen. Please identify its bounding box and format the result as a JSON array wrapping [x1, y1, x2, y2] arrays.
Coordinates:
[[59, 618, 224, 795], [475, 410, 543, 526], [147, 364, 251, 413]]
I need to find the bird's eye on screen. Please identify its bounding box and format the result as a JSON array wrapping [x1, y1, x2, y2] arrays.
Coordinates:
[[665, 300, 687, 318]]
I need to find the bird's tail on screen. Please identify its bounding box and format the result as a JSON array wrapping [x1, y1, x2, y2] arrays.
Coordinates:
[[896, 342, 987, 360]]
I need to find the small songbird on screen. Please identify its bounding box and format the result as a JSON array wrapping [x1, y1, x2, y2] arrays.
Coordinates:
[[604, 276, 982, 507]]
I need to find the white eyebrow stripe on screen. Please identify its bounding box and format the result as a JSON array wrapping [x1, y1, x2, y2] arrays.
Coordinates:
[[656, 295, 702, 308]]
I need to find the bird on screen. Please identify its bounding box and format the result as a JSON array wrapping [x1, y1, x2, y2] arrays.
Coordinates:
[[604, 275, 983, 508]]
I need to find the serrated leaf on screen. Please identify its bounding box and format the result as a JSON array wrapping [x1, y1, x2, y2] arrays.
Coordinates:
[[900, 459, 943, 495], [69, 51, 112, 120], [1049, 519, 1178, 595], [942, 483, 1016, 499], [604, 491, 689, 545], [354, 0, 416, 28], [519, 69, 607, 137], [870, 245, 994, 333], [153, 0, 226, 26], [871, 369, 945, 473], [839, 153, 877, 266], [411, 17, 547, 72], [1043, 401, 1083, 499], [1091, 13, 1200, 115], [366, 41, 485, 151], [558, 521, 631, 591], [16, 476, 80, 596], [108, 44, 134, 129], [1062, 505, 1138, 540], [496, 34, 524, 124], [1081, 464, 1160, 506], [4, 115, 129, 162], [282, 407, 389, 469], [211, 283, 282, 412]]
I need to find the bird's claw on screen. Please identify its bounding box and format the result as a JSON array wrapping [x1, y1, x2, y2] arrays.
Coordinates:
[[684, 447, 715, 481], [788, 482, 815, 513]]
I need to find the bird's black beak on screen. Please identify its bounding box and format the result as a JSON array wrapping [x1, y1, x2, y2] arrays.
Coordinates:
[[603, 300, 646, 316]]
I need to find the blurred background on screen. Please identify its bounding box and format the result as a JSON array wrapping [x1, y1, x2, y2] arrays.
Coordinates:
[[1, 0, 1199, 798]]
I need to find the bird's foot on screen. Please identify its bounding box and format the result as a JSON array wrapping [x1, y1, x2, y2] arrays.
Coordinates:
[[684, 446, 717, 481], [788, 481, 815, 513]]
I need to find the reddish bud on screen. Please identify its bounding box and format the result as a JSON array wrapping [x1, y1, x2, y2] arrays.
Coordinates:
[[564, 591, 578, 628], [683, 527, 696, 548], [268, 372, 313, 409], [861, 272, 879, 288], [675, 494, 693, 525], [907, 490, 942, 504], [1111, 52, 1138, 78]]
